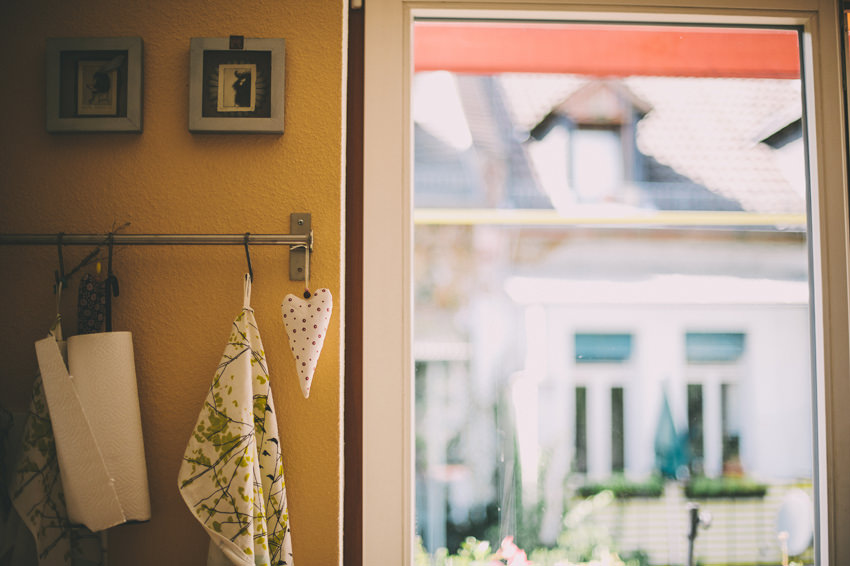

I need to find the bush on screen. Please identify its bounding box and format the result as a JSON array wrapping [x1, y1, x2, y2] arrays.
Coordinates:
[[684, 476, 767, 499], [576, 475, 665, 499]]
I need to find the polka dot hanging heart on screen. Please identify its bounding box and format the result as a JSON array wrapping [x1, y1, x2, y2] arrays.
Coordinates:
[[282, 288, 332, 398]]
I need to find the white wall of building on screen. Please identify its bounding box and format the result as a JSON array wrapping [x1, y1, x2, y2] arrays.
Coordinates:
[[506, 275, 813, 488]]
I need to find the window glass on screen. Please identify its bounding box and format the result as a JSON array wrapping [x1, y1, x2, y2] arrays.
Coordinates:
[[572, 128, 623, 202], [575, 386, 588, 474], [686, 332, 746, 363], [611, 387, 625, 473], [575, 333, 633, 363], [687, 383, 705, 475], [412, 20, 814, 566]]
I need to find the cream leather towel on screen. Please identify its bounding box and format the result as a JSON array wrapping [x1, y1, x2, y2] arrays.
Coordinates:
[[179, 275, 294, 566]]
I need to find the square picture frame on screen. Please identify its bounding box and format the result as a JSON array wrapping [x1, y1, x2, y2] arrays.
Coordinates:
[[46, 37, 143, 133], [189, 37, 285, 134]]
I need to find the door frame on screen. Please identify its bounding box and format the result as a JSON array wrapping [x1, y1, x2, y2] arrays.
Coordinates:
[[361, 1, 849, 563]]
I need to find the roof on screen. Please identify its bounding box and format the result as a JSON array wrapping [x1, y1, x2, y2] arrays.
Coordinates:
[[414, 72, 806, 215]]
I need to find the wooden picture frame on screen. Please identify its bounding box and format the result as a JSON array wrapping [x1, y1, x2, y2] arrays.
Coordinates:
[[46, 37, 143, 133], [189, 37, 285, 134]]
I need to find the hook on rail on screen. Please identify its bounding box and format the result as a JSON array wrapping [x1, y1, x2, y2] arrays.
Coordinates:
[[244, 232, 254, 282]]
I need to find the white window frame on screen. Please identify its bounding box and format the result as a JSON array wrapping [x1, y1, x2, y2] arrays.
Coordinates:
[[362, 1, 850, 564]]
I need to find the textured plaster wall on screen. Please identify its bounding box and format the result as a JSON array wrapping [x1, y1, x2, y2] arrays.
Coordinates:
[[0, 1, 346, 565]]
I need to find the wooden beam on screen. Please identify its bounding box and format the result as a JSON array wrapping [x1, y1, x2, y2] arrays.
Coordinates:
[[345, 5, 364, 566]]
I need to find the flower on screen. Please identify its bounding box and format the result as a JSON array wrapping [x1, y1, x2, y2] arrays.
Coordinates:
[[495, 537, 532, 566], [497, 536, 519, 560], [507, 549, 530, 566]]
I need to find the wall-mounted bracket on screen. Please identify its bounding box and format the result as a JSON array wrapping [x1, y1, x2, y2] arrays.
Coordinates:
[[289, 213, 312, 281]]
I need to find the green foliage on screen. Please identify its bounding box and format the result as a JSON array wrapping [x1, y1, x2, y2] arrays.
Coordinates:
[[414, 537, 431, 566], [684, 476, 767, 499], [418, 490, 652, 566], [576, 475, 665, 499], [457, 537, 493, 562], [555, 490, 618, 562], [621, 550, 651, 566]]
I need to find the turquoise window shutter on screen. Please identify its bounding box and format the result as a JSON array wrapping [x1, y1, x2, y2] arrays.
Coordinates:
[[685, 332, 745, 363]]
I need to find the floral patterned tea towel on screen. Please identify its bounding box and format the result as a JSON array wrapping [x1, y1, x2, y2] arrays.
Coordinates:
[[11, 324, 104, 566], [178, 275, 293, 566]]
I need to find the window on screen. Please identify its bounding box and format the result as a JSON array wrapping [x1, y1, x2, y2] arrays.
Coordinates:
[[573, 334, 632, 479], [574, 386, 587, 474], [721, 382, 742, 474], [686, 332, 745, 363], [529, 80, 647, 206], [572, 127, 623, 202], [416, 30, 813, 556], [362, 2, 850, 565], [687, 383, 705, 475], [575, 333, 633, 363], [685, 332, 747, 478], [611, 386, 625, 473]]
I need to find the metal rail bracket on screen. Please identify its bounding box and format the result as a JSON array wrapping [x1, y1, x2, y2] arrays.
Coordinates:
[[289, 213, 312, 281]]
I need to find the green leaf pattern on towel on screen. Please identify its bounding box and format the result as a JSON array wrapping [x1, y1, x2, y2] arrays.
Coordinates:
[[179, 305, 292, 566], [11, 373, 103, 565]]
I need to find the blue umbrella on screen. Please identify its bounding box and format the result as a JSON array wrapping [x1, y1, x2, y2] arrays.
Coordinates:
[[654, 388, 690, 479]]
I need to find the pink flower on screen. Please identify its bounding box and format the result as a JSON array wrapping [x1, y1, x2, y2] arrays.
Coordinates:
[[507, 549, 530, 566], [497, 537, 520, 560], [496, 537, 532, 565]]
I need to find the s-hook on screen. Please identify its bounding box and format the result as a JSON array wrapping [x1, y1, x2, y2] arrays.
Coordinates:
[[244, 232, 254, 282], [54, 232, 66, 293], [105, 233, 120, 332]]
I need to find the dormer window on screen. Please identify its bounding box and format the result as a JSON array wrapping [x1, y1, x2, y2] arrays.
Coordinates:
[[571, 126, 623, 202], [527, 81, 650, 209]]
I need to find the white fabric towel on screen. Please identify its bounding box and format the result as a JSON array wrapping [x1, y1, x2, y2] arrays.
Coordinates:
[[179, 275, 294, 566]]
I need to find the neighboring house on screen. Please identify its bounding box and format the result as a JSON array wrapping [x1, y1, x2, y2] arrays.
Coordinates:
[[413, 71, 811, 555]]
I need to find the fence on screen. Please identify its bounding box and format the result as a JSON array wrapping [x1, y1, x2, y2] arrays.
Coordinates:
[[584, 482, 814, 566]]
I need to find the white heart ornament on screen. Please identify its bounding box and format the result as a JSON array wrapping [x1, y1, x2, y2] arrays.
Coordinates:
[[282, 288, 332, 398]]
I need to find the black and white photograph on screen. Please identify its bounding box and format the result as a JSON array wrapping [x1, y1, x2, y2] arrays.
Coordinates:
[[217, 64, 256, 112], [189, 37, 285, 133], [76, 60, 118, 116], [45, 37, 143, 132]]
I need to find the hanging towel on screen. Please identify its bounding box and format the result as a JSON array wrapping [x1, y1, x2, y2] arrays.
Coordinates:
[[34, 325, 150, 532], [77, 274, 106, 335], [179, 275, 294, 566], [10, 322, 104, 565]]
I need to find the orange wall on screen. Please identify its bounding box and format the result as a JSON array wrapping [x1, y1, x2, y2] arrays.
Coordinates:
[[0, 1, 346, 565]]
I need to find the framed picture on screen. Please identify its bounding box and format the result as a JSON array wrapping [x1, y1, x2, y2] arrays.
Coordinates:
[[45, 37, 143, 133], [189, 37, 285, 134]]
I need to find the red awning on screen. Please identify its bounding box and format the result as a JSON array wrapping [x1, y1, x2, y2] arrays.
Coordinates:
[[414, 23, 800, 79]]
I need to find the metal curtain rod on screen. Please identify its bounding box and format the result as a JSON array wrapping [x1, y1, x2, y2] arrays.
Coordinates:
[[0, 213, 314, 281], [0, 233, 310, 246]]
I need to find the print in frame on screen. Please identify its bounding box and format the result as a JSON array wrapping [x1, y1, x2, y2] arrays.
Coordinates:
[[46, 37, 143, 133], [189, 37, 285, 133]]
